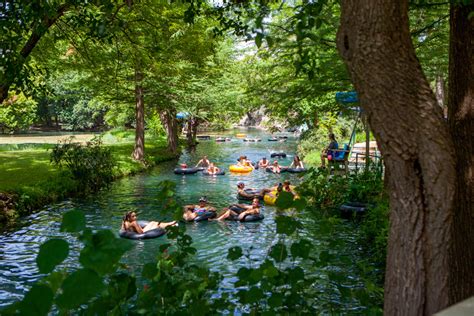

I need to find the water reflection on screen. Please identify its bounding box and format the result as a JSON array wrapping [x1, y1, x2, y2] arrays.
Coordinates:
[[0, 129, 370, 311]]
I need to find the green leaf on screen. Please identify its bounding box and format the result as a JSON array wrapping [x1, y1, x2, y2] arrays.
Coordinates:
[[275, 191, 295, 209], [227, 246, 243, 261], [290, 239, 312, 259], [266, 36, 274, 48], [36, 239, 69, 274], [287, 266, 305, 285], [255, 32, 263, 48], [60, 210, 86, 233], [142, 263, 158, 279], [275, 215, 303, 236], [19, 284, 54, 316], [268, 292, 284, 308], [108, 273, 136, 301], [79, 230, 132, 275], [56, 268, 105, 309], [269, 243, 288, 263]]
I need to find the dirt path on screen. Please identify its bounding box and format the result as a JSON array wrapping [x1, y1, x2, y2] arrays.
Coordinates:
[[0, 133, 98, 144]]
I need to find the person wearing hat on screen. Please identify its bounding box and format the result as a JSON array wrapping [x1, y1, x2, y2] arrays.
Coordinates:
[[182, 197, 216, 221], [258, 157, 269, 168], [216, 197, 262, 221], [236, 182, 270, 200]]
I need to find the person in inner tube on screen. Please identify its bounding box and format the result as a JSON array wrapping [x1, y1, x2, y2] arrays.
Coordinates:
[[258, 157, 269, 168], [270, 160, 282, 174], [206, 162, 220, 175], [289, 155, 304, 169], [183, 197, 216, 221], [216, 197, 261, 221], [282, 180, 297, 197], [122, 211, 176, 233], [236, 182, 270, 199], [195, 155, 210, 168], [243, 156, 255, 169]]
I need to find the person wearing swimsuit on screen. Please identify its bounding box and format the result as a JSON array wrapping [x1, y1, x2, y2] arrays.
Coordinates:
[[121, 211, 176, 233]]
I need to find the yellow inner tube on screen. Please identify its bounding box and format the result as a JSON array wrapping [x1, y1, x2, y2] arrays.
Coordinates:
[[264, 186, 298, 206], [235, 133, 246, 138], [229, 165, 253, 173]]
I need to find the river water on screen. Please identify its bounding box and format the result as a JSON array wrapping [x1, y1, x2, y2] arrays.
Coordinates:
[[0, 129, 378, 312]]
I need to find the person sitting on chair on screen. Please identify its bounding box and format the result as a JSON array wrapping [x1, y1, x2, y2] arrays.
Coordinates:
[[195, 155, 210, 168], [216, 198, 261, 221], [289, 155, 304, 169], [321, 133, 338, 168], [258, 157, 269, 168], [183, 197, 216, 221], [122, 211, 176, 233]]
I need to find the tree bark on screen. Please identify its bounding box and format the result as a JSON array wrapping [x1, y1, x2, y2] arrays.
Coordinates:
[[337, 1, 456, 314], [159, 109, 179, 155], [447, 3, 474, 306], [435, 74, 446, 114], [132, 69, 145, 161]]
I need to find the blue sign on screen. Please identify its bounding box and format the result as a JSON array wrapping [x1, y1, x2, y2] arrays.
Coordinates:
[[336, 91, 359, 104], [176, 112, 189, 119]]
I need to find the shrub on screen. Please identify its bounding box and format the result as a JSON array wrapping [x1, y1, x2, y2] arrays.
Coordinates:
[[50, 137, 116, 194]]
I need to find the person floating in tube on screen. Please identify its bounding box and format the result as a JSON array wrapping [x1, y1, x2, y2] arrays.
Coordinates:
[[195, 155, 211, 168], [216, 197, 261, 221], [258, 157, 269, 168], [206, 162, 221, 175], [183, 197, 216, 221], [122, 211, 176, 233], [236, 182, 270, 199], [289, 155, 304, 169]]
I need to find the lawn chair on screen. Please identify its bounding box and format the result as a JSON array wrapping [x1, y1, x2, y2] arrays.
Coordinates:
[[328, 144, 351, 174]]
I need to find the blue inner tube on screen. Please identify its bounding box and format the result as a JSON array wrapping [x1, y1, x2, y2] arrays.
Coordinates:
[[202, 170, 225, 176], [268, 138, 278, 141], [119, 220, 166, 240], [270, 153, 287, 158], [286, 167, 306, 173], [194, 210, 217, 222], [174, 167, 201, 175]]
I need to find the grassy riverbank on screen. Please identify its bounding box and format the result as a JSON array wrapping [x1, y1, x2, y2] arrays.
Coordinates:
[[0, 135, 178, 226]]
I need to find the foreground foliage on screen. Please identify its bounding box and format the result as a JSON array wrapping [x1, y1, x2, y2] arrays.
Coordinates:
[[3, 173, 387, 314]]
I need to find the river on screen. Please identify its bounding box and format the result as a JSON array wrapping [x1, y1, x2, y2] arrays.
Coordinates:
[[0, 129, 379, 312]]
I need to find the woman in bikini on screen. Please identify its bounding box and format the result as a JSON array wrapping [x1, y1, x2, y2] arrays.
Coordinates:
[[121, 211, 176, 233]]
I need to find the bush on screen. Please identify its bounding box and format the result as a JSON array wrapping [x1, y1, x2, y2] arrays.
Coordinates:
[[0, 92, 38, 133], [50, 137, 116, 194]]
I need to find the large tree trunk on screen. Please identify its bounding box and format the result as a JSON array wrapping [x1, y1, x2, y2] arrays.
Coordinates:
[[337, 1, 456, 314], [447, 3, 474, 306], [159, 109, 179, 155], [186, 117, 199, 147], [132, 69, 145, 161], [435, 74, 446, 113]]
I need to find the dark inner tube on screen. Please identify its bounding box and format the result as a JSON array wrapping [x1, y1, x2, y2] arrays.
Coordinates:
[[194, 210, 217, 222], [270, 153, 287, 158], [174, 167, 201, 175], [286, 167, 306, 173], [238, 188, 262, 200], [119, 220, 166, 240], [202, 170, 225, 176]]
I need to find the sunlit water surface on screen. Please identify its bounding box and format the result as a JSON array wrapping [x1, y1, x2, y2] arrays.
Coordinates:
[[0, 129, 372, 311]]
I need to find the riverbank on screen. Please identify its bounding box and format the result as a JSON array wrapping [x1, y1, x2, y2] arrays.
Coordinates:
[[0, 136, 179, 227]]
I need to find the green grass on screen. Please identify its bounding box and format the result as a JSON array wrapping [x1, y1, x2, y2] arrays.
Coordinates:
[[0, 150, 61, 191], [0, 136, 178, 224]]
